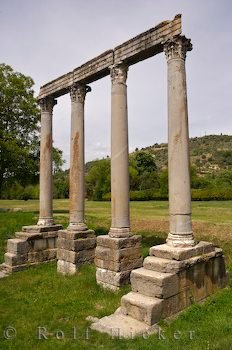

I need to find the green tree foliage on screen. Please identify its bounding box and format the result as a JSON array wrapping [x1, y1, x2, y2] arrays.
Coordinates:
[[0, 64, 40, 196], [131, 151, 159, 190], [85, 159, 111, 200], [53, 148, 65, 174], [134, 151, 157, 174], [53, 170, 69, 199], [0, 63, 65, 199]]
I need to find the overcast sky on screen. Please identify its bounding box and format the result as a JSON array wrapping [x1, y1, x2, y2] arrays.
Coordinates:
[[1, 0, 231, 166]]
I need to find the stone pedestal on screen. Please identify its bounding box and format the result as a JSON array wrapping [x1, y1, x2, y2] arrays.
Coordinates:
[[91, 241, 228, 337], [2, 224, 62, 272], [95, 235, 143, 290], [57, 229, 96, 275]]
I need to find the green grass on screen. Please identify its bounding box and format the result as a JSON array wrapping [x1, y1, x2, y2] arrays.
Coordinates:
[[0, 200, 232, 349]]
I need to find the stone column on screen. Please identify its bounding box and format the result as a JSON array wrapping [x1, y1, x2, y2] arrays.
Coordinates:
[[164, 36, 195, 247], [57, 84, 96, 275], [68, 84, 91, 232], [37, 97, 57, 226], [109, 63, 130, 238], [95, 63, 143, 290]]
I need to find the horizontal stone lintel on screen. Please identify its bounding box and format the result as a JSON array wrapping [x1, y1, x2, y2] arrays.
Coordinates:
[[38, 14, 182, 99]]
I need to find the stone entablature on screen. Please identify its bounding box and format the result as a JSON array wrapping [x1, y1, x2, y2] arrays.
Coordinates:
[[38, 14, 182, 100]]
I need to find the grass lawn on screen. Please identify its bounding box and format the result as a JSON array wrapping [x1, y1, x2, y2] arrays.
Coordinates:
[[0, 200, 231, 349]]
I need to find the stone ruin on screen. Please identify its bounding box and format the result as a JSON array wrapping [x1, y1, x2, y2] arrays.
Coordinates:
[[1, 14, 228, 337]]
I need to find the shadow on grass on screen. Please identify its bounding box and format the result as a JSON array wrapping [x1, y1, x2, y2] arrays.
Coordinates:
[[140, 233, 166, 258], [94, 227, 109, 236], [53, 210, 69, 214], [142, 234, 166, 247]]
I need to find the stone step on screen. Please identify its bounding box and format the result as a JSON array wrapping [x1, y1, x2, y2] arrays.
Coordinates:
[[143, 256, 185, 273], [90, 311, 159, 338], [121, 291, 163, 326], [131, 267, 179, 298]]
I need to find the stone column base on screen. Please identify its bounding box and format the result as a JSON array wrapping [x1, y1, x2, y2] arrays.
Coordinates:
[[90, 241, 229, 337], [95, 234, 143, 290], [2, 224, 62, 272], [57, 229, 96, 275]]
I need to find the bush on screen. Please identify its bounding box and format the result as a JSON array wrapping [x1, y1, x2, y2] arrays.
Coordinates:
[[191, 188, 232, 201]]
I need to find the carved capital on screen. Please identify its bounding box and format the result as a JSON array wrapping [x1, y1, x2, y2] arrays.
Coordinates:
[[110, 63, 128, 85], [70, 84, 91, 103], [163, 36, 192, 62], [38, 97, 57, 113]]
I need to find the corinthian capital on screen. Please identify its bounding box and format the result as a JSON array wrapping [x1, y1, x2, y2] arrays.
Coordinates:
[[38, 97, 57, 113], [110, 63, 128, 85], [70, 84, 91, 103], [163, 36, 192, 62]]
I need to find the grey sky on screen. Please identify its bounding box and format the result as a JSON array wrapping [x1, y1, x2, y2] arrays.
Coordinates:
[[1, 0, 231, 166]]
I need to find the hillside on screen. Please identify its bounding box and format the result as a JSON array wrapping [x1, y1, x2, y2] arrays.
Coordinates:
[[142, 134, 232, 174]]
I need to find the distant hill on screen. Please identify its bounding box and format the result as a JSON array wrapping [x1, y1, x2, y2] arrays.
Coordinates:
[[141, 134, 232, 174]]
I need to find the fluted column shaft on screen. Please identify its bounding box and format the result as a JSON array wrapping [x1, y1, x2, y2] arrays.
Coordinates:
[[37, 97, 57, 226], [164, 36, 195, 247], [109, 63, 130, 238], [68, 84, 91, 231]]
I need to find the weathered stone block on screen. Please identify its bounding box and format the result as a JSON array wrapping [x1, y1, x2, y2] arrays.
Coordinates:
[[95, 246, 141, 263], [32, 239, 47, 251], [143, 256, 185, 273], [94, 257, 143, 272], [41, 231, 59, 239], [58, 229, 95, 240], [4, 252, 28, 266], [27, 249, 57, 263], [7, 239, 30, 254], [57, 248, 95, 264], [150, 241, 215, 261], [15, 232, 42, 240], [22, 224, 62, 233], [121, 292, 163, 326], [47, 237, 57, 249], [57, 260, 77, 275], [131, 268, 179, 298], [212, 255, 228, 289], [2, 263, 28, 273], [161, 289, 194, 318], [96, 268, 131, 288], [97, 235, 141, 250], [57, 237, 96, 251]]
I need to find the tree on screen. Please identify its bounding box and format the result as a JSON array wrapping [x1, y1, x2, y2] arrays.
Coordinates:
[[133, 151, 158, 190], [134, 151, 157, 175], [85, 159, 110, 200], [53, 147, 65, 174], [0, 64, 40, 196], [0, 64, 64, 198]]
